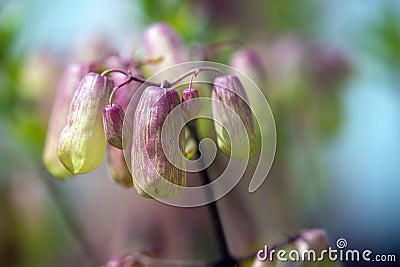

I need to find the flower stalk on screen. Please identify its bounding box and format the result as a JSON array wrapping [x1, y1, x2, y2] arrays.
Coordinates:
[[187, 121, 237, 267]]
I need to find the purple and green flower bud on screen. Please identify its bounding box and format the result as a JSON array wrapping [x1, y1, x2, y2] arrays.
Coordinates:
[[295, 229, 341, 267], [57, 73, 114, 174], [181, 87, 201, 118], [102, 103, 124, 149], [212, 75, 256, 159], [230, 49, 266, 87], [131, 86, 185, 199], [142, 23, 189, 76], [295, 229, 328, 254], [251, 257, 276, 267], [230, 49, 266, 92], [230, 49, 266, 141], [184, 128, 197, 160], [105, 254, 138, 267], [43, 63, 98, 179], [107, 146, 133, 188], [181, 87, 200, 160]]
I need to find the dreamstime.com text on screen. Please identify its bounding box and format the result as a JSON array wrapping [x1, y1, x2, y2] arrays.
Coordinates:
[[257, 238, 397, 263]]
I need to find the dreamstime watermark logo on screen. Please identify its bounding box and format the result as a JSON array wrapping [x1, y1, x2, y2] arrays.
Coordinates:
[[122, 61, 276, 207], [257, 238, 397, 263]]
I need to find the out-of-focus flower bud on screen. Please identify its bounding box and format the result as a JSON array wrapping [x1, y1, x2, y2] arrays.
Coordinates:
[[230, 49, 266, 91], [18, 50, 62, 103], [265, 36, 305, 85], [131, 86, 185, 199], [212, 75, 256, 159], [72, 34, 115, 63], [181, 87, 201, 118], [251, 257, 276, 267], [184, 128, 197, 160], [102, 103, 124, 149], [295, 229, 341, 267], [105, 254, 138, 267], [142, 23, 189, 76], [107, 146, 133, 188], [305, 45, 351, 89], [230, 49, 266, 141], [43, 63, 98, 179], [57, 73, 114, 174], [296, 229, 328, 254]]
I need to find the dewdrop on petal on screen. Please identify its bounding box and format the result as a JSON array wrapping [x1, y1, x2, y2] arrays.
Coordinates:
[[131, 86, 185, 199], [43, 63, 98, 179], [57, 73, 114, 174], [211, 75, 257, 159], [102, 103, 124, 149]]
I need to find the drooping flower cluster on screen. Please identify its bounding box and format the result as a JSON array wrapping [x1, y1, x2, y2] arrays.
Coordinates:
[[43, 22, 264, 199]]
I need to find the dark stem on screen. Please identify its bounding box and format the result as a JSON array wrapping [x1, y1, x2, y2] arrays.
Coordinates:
[[109, 75, 134, 105], [100, 68, 160, 86], [101, 67, 225, 102], [188, 122, 237, 267]]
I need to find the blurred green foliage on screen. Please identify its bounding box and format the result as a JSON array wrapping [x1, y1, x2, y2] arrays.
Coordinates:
[[363, 5, 400, 70], [0, 8, 46, 160], [0, 6, 69, 267], [138, 0, 209, 42], [136, 0, 321, 42]]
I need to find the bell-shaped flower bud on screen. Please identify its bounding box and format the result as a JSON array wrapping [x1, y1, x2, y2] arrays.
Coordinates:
[[176, 87, 200, 161], [57, 73, 114, 174], [230, 49, 266, 90], [230, 49, 266, 141], [306, 45, 351, 89], [43, 63, 98, 179], [142, 23, 189, 76], [107, 146, 133, 188], [295, 229, 329, 254], [295, 229, 341, 267], [105, 254, 138, 267], [212, 75, 257, 159], [131, 86, 185, 199], [251, 257, 276, 267], [181, 87, 201, 118], [184, 128, 197, 160], [102, 103, 124, 149]]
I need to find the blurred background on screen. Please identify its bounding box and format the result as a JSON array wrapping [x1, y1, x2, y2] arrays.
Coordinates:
[[0, 0, 399, 266]]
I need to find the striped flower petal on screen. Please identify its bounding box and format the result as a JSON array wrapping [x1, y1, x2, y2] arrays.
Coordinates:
[[57, 73, 114, 174]]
